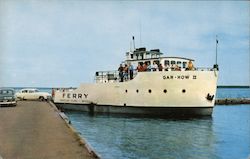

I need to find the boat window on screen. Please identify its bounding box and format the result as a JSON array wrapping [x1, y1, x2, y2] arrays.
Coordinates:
[[171, 61, 176, 65], [136, 89, 139, 93], [177, 61, 182, 67], [183, 62, 187, 68], [130, 54, 134, 59], [153, 60, 160, 65], [136, 54, 139, 60], [163, 89, 167, 93], [164, 60, 169, 66], [182, 89, 186, 93], [138, 62, 143, 66], [145, 61, 151, 65], [148, 89, 152, 93]]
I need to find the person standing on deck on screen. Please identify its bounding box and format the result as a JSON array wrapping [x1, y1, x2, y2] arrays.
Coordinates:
[[118, 64, 124, 82], [187, 60, 194, 70], [152, 62, 158, 71], [158, 63, 163, 71], [142, 62, 148, 71], [128, 63, 134, 80], [124, 64, 129, 81]]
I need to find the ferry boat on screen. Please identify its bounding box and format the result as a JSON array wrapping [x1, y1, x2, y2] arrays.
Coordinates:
[[53, 39, 219, 116]]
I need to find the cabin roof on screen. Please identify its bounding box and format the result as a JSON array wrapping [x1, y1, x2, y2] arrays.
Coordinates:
[[125, 56, 194, 62]]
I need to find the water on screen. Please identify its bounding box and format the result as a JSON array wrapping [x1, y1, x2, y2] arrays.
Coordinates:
[[65, 105, 250, 159], [216, 88, 250, 99]]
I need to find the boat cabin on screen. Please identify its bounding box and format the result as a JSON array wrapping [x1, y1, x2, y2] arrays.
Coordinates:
[[125, 47, 193, 71], [95, 47, 194, 83]]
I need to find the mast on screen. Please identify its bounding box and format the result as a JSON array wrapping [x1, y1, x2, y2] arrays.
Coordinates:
[[132, 36, 135, 50], [214, 35, 219, 70]]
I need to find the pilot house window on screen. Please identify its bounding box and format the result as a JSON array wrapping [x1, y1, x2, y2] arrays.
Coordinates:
[[171, 61, 176, 65], [183, 62, 187, 68], [164, 60, 169, 66], [177, 61, 182, 67]]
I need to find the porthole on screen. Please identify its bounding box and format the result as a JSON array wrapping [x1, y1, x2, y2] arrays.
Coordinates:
[[182, 89, 186, 93], [148, 89, 152, 93], [163, 89, 167, 93], [125, 90, 128, 93], [136, 89, 139, 93]]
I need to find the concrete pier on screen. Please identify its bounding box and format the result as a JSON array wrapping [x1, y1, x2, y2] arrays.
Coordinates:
[[0, 101, 98, 159], [215, 98, 250, 105]]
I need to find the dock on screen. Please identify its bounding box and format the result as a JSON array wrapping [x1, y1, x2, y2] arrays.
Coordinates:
[[215, 98, 250, 105], [0, 101, 98, 159]]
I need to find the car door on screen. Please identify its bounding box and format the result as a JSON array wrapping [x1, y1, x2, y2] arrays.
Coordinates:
[[21, 90, 28, 99], [28, 90, 37, 99]]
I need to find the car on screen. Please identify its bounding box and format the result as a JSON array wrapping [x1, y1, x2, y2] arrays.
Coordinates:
[[16, 88, 51, 101], [0, 88, 17, 107]]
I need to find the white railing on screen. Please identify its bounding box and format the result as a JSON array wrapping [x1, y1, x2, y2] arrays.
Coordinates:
[[94, 67, 217, 83]]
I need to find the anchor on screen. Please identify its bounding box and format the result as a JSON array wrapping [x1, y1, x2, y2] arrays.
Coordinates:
[[206, 93, 214, 101]]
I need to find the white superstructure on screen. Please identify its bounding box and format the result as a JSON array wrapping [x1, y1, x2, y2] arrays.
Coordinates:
[[53, 44, 219, 116]]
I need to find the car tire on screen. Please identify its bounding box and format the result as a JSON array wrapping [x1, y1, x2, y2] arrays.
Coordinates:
[[39, 96, 45, 101]]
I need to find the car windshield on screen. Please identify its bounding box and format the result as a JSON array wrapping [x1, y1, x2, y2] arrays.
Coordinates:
[[0, 90, 14, 95]]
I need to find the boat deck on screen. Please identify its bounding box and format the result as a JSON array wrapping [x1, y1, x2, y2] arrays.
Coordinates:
[[0, 101, 98, 159]]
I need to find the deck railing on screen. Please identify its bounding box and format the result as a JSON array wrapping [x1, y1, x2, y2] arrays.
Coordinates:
[[94, 67, 217, 83]]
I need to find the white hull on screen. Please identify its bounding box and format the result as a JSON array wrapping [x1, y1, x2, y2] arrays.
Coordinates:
[[53, 70, 218, 116]]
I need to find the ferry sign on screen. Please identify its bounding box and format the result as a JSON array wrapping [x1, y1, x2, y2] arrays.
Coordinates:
[[62, 93, 88, 99]]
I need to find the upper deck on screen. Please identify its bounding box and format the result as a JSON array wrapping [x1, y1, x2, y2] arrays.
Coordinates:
[[125, 47, 194, 70], [95, 47, 217, 83]]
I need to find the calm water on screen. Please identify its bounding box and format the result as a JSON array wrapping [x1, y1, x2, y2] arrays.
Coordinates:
[[66, 105, 250, 159], [216, 88, 250, 99], [64, 87, 250, 159]]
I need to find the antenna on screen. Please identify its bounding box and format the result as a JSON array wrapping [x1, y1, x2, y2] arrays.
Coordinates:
[[132, 36, 135, 50], [214, 35, 219, 70]]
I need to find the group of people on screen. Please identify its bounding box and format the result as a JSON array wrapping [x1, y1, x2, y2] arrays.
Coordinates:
[[118, 60, 194, 82], [137, 62, 163, 72], [118, 63, 134, 82]]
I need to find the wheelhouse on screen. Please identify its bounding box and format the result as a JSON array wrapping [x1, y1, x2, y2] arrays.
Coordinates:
[[125, 47, 194, 71]]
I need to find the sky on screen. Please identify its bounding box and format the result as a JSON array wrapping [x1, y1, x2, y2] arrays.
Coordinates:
[[0, 1, 249, 87]]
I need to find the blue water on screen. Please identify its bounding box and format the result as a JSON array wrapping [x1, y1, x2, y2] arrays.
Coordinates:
[[9, 87, 250, 158], [216, 88, 250, 99], [64, 88, 250, 159]]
